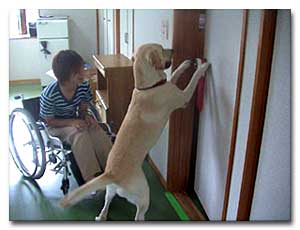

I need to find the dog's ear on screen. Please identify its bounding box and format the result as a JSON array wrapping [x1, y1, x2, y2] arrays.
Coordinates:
[[148, 50, 162, 69]]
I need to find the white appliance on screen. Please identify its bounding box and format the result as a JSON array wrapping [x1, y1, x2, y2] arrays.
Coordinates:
[[37, 16, 69, 86]]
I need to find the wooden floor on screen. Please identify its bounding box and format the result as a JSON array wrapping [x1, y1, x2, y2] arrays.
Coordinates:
[[8, 83, 180, 221]]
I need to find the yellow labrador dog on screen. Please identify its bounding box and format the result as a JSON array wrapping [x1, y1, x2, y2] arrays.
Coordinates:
[[60, 43, 210, 221]]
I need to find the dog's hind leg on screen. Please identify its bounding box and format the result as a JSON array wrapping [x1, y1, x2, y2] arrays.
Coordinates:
[[95, 185, 116, 221], [132, 175, 149, 221], [119, 169, 150, 221], [134, 193, 149, 221]]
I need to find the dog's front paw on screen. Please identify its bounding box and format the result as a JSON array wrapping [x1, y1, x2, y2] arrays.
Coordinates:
[[184, 59, 194, 66], [195, 58, 210, 74], [179, 59, 193, 70], [200, 62, 210, 73]]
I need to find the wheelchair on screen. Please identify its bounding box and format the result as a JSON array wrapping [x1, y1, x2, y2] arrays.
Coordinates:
[[9, 96, 115, 195]]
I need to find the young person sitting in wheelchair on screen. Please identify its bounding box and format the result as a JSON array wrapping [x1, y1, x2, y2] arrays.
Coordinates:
[[40, 50, 112, 182]]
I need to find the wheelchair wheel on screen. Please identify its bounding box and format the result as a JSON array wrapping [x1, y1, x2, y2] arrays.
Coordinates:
[[9, 108, 47, 179]]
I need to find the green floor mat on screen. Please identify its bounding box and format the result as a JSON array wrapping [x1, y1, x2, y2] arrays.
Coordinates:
[[165, 192, 190, 221]]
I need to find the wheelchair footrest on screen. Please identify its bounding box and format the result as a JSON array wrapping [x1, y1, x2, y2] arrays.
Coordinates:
[[51, 162, 70, 176], [61, 178, 70, 195]]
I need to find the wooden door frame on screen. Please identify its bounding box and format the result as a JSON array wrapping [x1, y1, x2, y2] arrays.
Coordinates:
[[222, 9, 277, 221], [237, 9, 277, 220], [114, 9, 120, 54], [167, 9, 206, 220], [222, 9, 249, 220], [96, 10, 100, 55]]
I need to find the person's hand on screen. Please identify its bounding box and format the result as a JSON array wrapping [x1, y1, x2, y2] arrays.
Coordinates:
[[71, 119, 88, 131], [85, 115, 98, 128]]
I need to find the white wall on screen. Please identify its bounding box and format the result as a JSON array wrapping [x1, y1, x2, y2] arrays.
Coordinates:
[[134, 9, 173, 180], [226, 9, 261, 220], [194, 10, 243, 220], [250, 9, 291, 221], [40, 9, 97, 64], [10, 9, 97, 81]]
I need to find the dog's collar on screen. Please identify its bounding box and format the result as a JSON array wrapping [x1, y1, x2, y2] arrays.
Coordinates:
[[137, 79, 167, 91]]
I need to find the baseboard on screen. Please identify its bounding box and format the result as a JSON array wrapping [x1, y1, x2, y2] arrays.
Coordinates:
[[174, 192, 207, 221], [146, 155, 167, 191], [146, 154, 208, 221], [9, 79, 40, 85]]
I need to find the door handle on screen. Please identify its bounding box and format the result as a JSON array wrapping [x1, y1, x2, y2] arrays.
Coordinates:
[[124, 32, 129, 44], [38, 21, 48, 25]]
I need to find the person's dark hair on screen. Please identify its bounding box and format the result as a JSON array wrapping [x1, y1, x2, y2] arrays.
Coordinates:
[[52, 50, 84, 84]]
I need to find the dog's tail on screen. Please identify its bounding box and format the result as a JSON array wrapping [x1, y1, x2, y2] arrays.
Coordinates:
[[59, 173, 112, 208]]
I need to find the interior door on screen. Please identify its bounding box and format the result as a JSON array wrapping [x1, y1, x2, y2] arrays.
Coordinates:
[[106, 9, 114, 54], [120, 9, 134, 58], [99, 9, 115, 55]]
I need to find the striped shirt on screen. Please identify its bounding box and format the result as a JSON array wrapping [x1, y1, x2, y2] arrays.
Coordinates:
[[40, 80, 93, 120]]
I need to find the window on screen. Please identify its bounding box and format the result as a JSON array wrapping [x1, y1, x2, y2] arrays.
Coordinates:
[[9, 9, 39, 38]]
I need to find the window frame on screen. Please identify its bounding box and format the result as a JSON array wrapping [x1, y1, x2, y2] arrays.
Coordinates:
[[20, 9, 27, 35]]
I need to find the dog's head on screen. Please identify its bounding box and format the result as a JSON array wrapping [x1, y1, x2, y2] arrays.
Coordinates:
[[132, 43, 173, 90]]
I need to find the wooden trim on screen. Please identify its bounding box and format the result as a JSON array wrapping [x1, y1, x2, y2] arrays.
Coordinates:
[[114, 9, 120, 54], [174, 192, 207, 220], [146, 155, 167, 190], [20, 9, 27, 35], [167, 9, 205, 192], [9, 79, 40, 85], [147, 155, 207, 220], [187, 10, 206, 193], [167, 9, 208, 222], [237, 10, 277, 220], [132, 10, 135, 55], [222, 10, 249, 221], [96, 9, 100, 55]]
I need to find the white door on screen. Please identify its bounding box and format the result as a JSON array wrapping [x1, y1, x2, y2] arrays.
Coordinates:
[[99, 9, 115, 55], [106, 9, 114, 54], [120, 9, 134, 58], [38, 38, 69, 86]]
